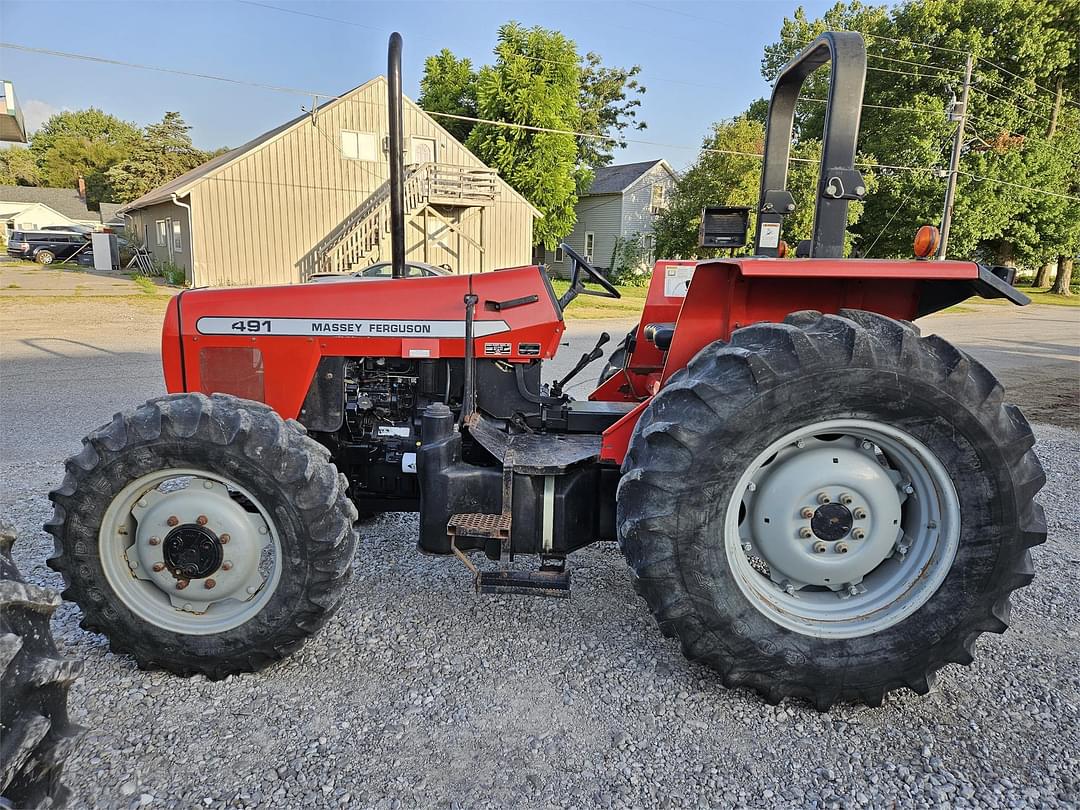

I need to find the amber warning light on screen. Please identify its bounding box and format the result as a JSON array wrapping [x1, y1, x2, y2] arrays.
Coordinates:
[[913, 225, 941, 259]]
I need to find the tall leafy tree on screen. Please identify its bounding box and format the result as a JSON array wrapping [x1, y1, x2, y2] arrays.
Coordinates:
[[418, 49, 477, 143], [106, 112, 210, 203], [28, 108, 141, 205], [418, 22, 646, 246], [0, 147, 41, 186]]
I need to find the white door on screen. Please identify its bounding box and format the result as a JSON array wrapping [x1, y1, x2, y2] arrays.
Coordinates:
[[411, 137, 436, 165]]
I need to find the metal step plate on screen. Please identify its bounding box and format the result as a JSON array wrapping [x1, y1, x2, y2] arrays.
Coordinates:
[[448, 512, 512, 541], [477, 568, 571, 599]]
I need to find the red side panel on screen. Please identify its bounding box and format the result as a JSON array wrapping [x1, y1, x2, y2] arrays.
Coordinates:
[[164, 266, 563, 420], [597, 258, 979, 464]]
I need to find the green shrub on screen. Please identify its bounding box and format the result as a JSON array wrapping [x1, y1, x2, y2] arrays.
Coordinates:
[[608, 233, 653, 287], [160, 261, 188, 287]]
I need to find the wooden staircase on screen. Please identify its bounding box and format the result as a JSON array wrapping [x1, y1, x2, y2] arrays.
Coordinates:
[[319, 164, 498, 274]]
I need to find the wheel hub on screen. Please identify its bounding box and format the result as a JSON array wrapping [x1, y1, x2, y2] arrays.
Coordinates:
[[163, 525, 223, 579], [811, 502, 852, 541]]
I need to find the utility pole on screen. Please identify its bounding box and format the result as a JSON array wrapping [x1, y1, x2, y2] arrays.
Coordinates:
[[938, 53, 973, 260]]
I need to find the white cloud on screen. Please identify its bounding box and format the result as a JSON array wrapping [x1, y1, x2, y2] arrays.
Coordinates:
[[21, 99, 64, 133]]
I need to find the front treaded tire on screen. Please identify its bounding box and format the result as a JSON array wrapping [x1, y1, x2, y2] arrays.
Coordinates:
[[617, 309, 1047, 709], [45, 393, 359, 679], [1, 521, 83, 810]]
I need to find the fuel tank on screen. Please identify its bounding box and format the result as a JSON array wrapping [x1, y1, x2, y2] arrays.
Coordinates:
[[161, 265, 564, 420]]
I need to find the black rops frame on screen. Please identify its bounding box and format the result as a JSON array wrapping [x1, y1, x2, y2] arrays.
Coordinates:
[[753, 31, 868, 259], [387, 32, 407, 279]]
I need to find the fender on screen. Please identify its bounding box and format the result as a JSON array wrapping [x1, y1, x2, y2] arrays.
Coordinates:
[[596, 257, 1029, 464]]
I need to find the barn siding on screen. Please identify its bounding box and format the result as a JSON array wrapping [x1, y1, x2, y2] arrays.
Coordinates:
[[173, 78, 535, 287]]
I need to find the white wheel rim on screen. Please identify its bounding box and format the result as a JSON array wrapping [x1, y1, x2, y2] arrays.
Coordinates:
[[98, 468, 283, 634], [723, 419, 961, 639]]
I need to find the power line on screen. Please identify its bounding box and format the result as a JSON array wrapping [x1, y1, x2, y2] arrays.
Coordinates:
[[971, 84, 1059, 127], [975, 55, 1080, 110], [0, 41, 331, 98], [866, 53, 962, 75], [957, 170, 1079, 201], [235, 0, 382, 31]]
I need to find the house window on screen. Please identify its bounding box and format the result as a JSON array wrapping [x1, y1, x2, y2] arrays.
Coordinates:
[[341, 130, 377, 161], [584, 232, 595, 261], [650, 184, 666, 213], [554, 245, 565, 263], [156, 220, 167, 246], [172, 220, 182, 253]]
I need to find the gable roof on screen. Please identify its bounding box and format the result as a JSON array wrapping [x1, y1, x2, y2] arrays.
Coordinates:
[[98, 202, 123, 223], [0, 185, 100, 221], [119, 77, 540, 217], [586, 160, 675, 195]]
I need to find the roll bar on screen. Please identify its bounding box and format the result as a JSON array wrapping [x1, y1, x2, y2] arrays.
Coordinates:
[[753, 31, 867, 259]]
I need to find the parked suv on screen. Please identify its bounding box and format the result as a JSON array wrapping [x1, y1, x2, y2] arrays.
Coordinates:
[[6, 230, 91, 264]]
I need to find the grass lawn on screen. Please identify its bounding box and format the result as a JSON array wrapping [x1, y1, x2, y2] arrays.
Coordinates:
[[550, 279, 649, 319]]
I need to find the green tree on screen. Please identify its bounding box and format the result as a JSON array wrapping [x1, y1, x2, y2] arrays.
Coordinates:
[[29, 108, 141, 205], [418, 22, 647, 245], [0, 146, 41, 186], [106, 112, 210, 203], [463, 23, 587, 248], [653, 115, 870, 259], [418, 49, 478, 143]]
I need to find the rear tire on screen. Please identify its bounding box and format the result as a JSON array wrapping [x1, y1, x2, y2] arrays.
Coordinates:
[[34, 251, 55, 265], [617, 310, 1046, 708], [1, 522, 83, 809], [46, 393, 359, 679]]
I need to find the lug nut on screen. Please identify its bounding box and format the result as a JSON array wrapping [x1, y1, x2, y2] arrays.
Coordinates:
[[799, 527, 813, 538], [176, 579, 190, 590], [166, 515, 179, 526], [795, 439, 806, 449], [840, 493, 853, 505], [152, 562, 166, 572], [801, 507, 815, 519], [861, 440, 873, 450], [148, 536, 160, 546], [896, 544, 910, 556], [817, 492, 831, 504], [204, 578, 216, 590], [747, 482, 757, 492], [196, 515, 208, 526], [902, 483, 914, 495], [741, 542, 752, 553], [852, 529, 866, 540], [783, 581, 795, 595], [848, 584, 859, 596], [813, 541, 827, 554], [222, 560, 233, 571], [835, 542, 849, 554], [220, 533, 230, 544], [853, 508, 867, 520]]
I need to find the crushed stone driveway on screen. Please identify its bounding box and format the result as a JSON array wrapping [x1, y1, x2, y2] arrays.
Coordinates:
[[0, 287, 1077, 809]]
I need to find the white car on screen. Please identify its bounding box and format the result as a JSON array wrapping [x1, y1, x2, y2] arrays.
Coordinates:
[[309, 261, 452, 282]]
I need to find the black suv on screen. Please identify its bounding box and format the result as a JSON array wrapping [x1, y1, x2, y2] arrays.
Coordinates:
[[6, 230, 91, 264]]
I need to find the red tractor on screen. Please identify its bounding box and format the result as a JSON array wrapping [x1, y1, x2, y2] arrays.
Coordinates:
[[46, 32, 1045, 709]]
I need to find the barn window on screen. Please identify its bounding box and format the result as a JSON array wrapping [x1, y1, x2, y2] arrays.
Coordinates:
[[172, 220, 182, 253], [155, 220, 167, 246], [341, 130, 377, 161], [554, 245, 564, 263], [650, 184, 667, 213]]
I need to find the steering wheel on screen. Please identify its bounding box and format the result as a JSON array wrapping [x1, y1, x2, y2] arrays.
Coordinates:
[[557, 243, 621, 309]]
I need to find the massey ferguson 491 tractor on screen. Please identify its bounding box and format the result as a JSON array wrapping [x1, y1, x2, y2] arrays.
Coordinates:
[[47, 32, 1045, 709]]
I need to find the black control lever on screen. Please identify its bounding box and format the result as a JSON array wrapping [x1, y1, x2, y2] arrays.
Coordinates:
[[551, 332, 610, 398]]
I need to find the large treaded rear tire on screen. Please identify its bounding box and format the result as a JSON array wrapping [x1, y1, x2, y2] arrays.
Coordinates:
[[617, 309, 1047, 708], [1, 522, 83, 809], [45, 393, 359, 679]]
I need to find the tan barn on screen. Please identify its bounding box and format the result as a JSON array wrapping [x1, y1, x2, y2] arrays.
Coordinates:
[[120, 77, 539, 287]]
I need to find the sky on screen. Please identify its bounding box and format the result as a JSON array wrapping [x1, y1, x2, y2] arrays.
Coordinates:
[[0, 0, 838, 169]]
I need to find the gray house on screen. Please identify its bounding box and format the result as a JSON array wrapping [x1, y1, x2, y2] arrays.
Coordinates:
[[545, 159, 676, 277]]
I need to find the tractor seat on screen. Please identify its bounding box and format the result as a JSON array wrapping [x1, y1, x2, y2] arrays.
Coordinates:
[[643, 322, 676, 351]]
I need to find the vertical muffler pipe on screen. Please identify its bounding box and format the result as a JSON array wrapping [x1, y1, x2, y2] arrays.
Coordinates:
[[387, 32, 406, 278]]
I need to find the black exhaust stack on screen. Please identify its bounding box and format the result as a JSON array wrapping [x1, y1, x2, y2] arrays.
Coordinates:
[[387, 32, 406, 278]]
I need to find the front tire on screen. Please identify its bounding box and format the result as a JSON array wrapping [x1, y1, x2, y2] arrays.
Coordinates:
[[46, 393, 359, 679], [618, 310, 1046, 708]]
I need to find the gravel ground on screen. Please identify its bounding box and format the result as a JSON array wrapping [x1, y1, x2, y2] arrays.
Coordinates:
[[2, 293, 1078, 808]]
